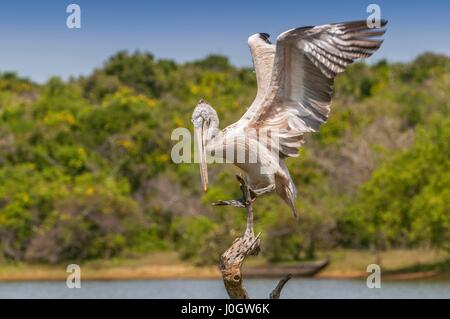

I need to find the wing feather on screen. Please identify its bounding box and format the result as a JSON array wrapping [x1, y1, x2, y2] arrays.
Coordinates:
[[239, 33, 276, 122], [246, 20, 387, 158]]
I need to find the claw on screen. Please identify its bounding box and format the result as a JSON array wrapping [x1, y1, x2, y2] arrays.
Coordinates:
[[213, 176, 275, 208], [212, 199, 246, 208]]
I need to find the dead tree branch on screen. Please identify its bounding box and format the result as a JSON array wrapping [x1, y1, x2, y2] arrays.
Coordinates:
[[270, 274, 292, 299], [213, 174, 291, 299]]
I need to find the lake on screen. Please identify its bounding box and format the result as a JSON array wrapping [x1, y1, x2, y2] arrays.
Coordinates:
[[0, 278, 449, 298]]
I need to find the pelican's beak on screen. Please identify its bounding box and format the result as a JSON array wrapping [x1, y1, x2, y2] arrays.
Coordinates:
[[194, 120, 208, 192]]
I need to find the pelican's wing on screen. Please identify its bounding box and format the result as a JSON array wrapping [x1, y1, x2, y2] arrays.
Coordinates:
[[246, 20, 387, 157], [239, 33, 276, 122]]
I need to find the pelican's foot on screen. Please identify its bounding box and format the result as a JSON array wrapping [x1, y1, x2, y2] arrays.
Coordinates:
[[212, 176, 275, 208], [250, 184, 276, 199], [212, 199, 246, 208]]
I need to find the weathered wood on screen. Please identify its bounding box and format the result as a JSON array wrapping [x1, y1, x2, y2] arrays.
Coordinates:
[[270, 274, 292, 299], [215, 174, 291, 299]]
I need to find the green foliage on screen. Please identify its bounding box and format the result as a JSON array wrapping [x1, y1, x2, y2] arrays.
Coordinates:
[[170, 215, 217, 265], [338, 118, 450, 249], [398, 52, 450, 83], [102, 51, 161, 97], [0, 51, 449, 264], [190, 55, 232, 71], [0, 165, 146, 262]]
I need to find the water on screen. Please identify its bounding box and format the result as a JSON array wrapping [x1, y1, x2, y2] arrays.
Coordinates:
[[0, 278, 449, 299]]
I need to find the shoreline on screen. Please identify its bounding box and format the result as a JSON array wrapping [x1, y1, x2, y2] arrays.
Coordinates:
[[1, 249, 448, 282], [0, 265, 448, 282]]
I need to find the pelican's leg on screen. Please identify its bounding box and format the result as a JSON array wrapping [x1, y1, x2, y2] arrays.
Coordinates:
[[212, 176, 275, 208], [249, 184, 276, 198], [212, 174, 247, 208], [211, 175, 262, 208]]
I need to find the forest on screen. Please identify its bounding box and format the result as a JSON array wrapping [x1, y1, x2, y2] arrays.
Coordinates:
[[0, 51, 448, 265]]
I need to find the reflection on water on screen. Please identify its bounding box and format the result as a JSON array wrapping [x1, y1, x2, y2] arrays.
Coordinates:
[[0, 278, 449, 299]]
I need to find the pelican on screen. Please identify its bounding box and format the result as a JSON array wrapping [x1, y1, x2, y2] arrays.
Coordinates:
[[192, 20, 387, 218]]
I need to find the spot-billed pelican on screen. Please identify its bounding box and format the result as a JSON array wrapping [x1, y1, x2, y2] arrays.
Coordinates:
[[192, 20, 387, 218]]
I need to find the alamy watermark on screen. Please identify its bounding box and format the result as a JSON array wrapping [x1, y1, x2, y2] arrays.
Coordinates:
[[66, 4, 81, 29], [66, 264, 81, 288], [171, 127, 282, 175], [366, 264, 381, 288], [367, 4, 382, 28]]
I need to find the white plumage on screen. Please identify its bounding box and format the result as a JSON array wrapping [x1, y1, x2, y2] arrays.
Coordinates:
[[192, 20, 387, 218]]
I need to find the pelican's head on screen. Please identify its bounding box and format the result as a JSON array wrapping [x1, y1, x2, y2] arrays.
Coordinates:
[[191, 99, 219, 192]]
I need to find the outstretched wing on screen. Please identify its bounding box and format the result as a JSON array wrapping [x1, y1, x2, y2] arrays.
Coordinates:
[[239, 33, 276, 122], [246, 20, 387, 157]]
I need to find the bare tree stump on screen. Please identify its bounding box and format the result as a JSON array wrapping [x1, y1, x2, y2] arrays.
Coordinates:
[[213, 174, 291, 299]]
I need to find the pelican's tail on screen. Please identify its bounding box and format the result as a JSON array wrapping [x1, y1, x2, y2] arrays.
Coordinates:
[[276, 162, 299, 220], [274, 181, 299, 220], [284, 185, 299, 221]]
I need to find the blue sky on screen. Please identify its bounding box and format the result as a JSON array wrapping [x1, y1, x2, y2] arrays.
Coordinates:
[[0, 0, 449, 82]]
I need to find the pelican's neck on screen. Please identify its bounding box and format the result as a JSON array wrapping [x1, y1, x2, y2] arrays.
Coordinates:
[[209, 114, 219, 130], [204, 114, 220, 143]]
